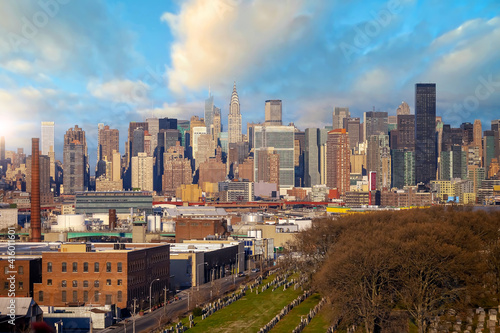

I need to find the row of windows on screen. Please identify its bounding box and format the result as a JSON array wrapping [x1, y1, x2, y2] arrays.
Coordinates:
[[3, 266, 24, 275], [38, 290, 122, 303], [46, 262, 122, 273], [52, 279, 123, 288], [4, 282, 23, 290]]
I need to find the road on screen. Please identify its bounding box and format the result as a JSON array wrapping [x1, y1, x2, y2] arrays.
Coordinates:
[[99, 272, 254, 333]]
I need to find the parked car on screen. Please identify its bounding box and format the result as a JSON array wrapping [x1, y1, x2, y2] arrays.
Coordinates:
[[251, 268, 260, 273]]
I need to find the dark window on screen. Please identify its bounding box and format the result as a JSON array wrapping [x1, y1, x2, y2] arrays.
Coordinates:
[[117, 279, 122, 286], [47, 279, 52, 286], [106, 262, 111, 273], [83, 280, 88, 288], [47, 262, 52, 272], [117, 262, 122, 272], [4, 282, 8, 289], [105, 294, 112, 305], [18, 282, 23, 290], [72, 280, 78, 288], [84, 291, 88, 302], [94, 262, 99, 272], [62, 291, 66, 302], [39, 291, 43, 302], [94, 280, 99, 288], [73, 262, 77, 272], [62, 262, 67, 273], [73, 290, 78, 302], [19, 266, 24, 275], [106, 279, 111, 286], [117, 291, 122, 302], [61, 280, 67, 288], [83, 262, 88, 272]]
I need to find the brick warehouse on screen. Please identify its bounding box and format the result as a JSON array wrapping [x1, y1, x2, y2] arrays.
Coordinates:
[[175, 218, 229, 243], [32, 243, 169, 311], [0, 257, 42, 298]]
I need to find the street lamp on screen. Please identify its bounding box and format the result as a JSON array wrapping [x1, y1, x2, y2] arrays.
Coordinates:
[[197, 262, 207, 291], [149, 278, 160, 313]]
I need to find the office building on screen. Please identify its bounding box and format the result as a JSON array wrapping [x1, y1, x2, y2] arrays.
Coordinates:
[[326, 129, 350, 195], [332, 107, 350, 130], [41, 121, 54, 156], [63, 126, 87, 194], [254, 126, 295, 189], [228, 82, 242, 143], [304, 128, 321, 187], [131, 152, 153, 191], [391, 149, 415, 189], [395, 115, 415, 150], [415, 83, 437, 184], [396, 101, 410, 115], [163, 142, 192, 197], [344, 117, 361, 150], [98, 125, 119, 162], [473, 119, 482, 166], [265, 100, 282, 126], [484, 130, 496, 176], [364, 111, 388, 139], [256, 148, 280, 187], [366, 134, 391, 189]]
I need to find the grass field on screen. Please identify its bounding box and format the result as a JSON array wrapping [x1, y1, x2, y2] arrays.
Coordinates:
[[301, 304, 331, 333], [180, 273, 306, 333], [270, 293, 322, 332]]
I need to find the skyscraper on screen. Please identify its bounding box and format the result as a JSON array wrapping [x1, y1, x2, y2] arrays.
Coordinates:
[[256, 148, 280, 187], [396, 101, 410, 115], [63, 125, 88, 191], [265, 100, 282, 126], [415, 83, 437, 185], [205, 95, 215, 133], [332, 107, 350, 130], [326, 129, 350, 195], [41, 121, 54, 156], [146, 117, 160, 156], [364, 111, 388, 139], [98, 125, 119, 162], [131, 152, 153, 191], [228, 82, 242, 143], [254, 125, 295, 189], [473, 119, 482, 166], [395, 115, 415, 150], [304, 128, 321, 187], [344, 117, 361, 150], [366, 134, 391, 190], [163, 142, 192, 196]]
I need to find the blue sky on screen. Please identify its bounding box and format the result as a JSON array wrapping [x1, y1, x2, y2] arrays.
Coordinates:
[[0, 0, 499, 168]]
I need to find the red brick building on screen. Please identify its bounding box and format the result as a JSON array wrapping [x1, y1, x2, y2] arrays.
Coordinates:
[[33, 243, 169, 310], [0, 257, 41, 298], [198, 158, 226, 185], [175, 218, 228, 243]]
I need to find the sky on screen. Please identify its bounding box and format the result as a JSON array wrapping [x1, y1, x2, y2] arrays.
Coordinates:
[[0, 0, 499, 169]]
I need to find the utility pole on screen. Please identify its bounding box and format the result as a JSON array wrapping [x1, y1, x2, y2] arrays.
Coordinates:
[[133, 298, 137, 333]]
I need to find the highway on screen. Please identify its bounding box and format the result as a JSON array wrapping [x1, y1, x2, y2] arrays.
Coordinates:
[[99, 273, 253, 333]]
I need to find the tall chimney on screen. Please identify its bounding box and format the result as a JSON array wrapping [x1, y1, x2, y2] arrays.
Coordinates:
[[30, 138, 41, 242]]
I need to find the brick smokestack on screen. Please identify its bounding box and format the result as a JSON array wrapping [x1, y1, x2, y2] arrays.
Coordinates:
[[30, 138, 42, 242], [109, 209, 117, 231]]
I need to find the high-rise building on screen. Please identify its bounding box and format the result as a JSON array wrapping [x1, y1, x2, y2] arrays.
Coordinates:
[[177, 120, 190, 148], [460, 122, 474, 146], [192, 126, 209, 169], [205, 95, 216, 134], [126, 122, 148, 165], [415, 83, 437, 185], [366, 134, 391, 189], [344, 117, 361, 150], [254, 126, 295, 189], [492, 119, 500, 162], [163, 142, 192, 196], [63, 140, 85, 194], [395, 115, 415, 150], [473, 119, 482, 166], [131, 128, 145, 157], [146, 117, 160, 156], [439, 145, 466, 180], [396, 101, 410, 115], [265, 100, 282, 126], [332, 107, 350, 130], [98, 125, 119, 162], [391, 149, 415, 189], [212, 108, 221, 144], [484, 130, 496, 176], [364, 111, 388, 140], [304, 128, 321, 187], [41, 121, 54, 156], [326, 129, 350, 195], [256, 148, 280, 187], [228, 82, 242, 143], [131, 152, 153, 191]]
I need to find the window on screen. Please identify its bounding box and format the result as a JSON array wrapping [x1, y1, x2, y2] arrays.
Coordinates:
[[117, 262, 122, 273], [62, 291, 67, 302], [105, 294, 112, 305], [117, 279, 122, 286], [61, 280, 67, 288], [83, 280, 88, 288], [4, 282, 8, 289], [47, 262, 52, 273], [106, 279, 111, 286], [39, 291, 43, 302], [18, 282, 23, 290], [73, 291, 78, 302], [62, 262, 67, 273], [94, 280, 99, 288], [94, 262, 99, 272], [72, 262, 77, 272], [72, 280, 78, 288], [94, 291, 99, 302], [47, 279, 52, 286], [83, 262, 88, 272], [117, 291, 122, 302], [19, 266, 24, 275], [106, 262, 111, 273], [84, 291, 88, 302]]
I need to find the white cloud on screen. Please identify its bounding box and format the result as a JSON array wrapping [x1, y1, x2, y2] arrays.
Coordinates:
[[137, 101, 203, 120], [87, 79, 150, 106]]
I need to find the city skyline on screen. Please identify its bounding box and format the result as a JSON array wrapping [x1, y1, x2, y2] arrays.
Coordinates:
[[0, 0, 499, 161]]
